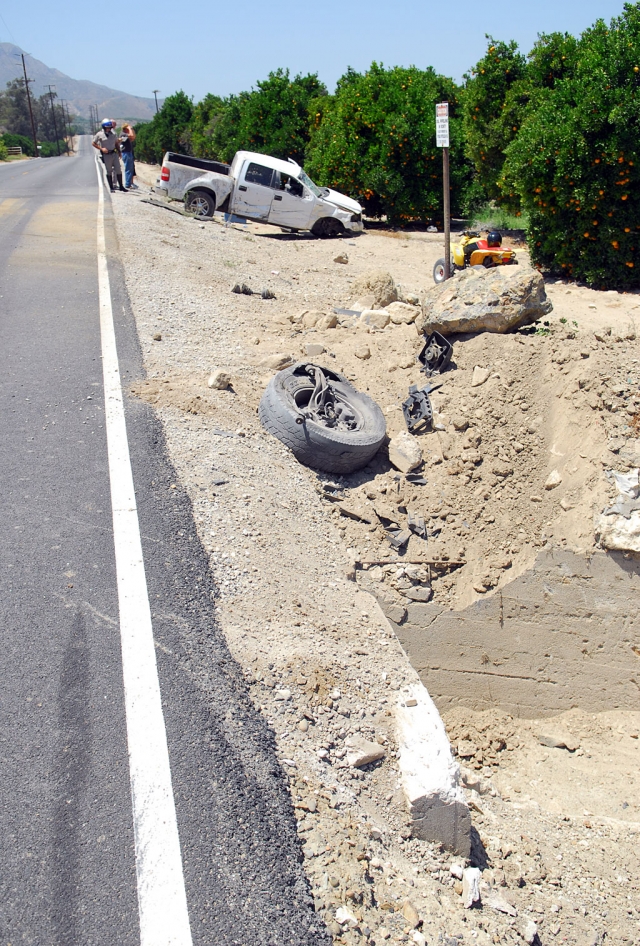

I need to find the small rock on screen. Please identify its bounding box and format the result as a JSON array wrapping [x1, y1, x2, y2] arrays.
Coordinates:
[[462, 866, 481, 909], [350, 270, 398, 308], [520, 919, 538, 944], [389, 432, 423, 474], [301, 310, 324, 328], [298, 719, 309, 733], [335, 906, 358, 927], [471, 366, 491, 387], [274, 688, 291, 701], [402, 900, 420, 928], [537, 732, 580, 751], [153, 333, 162, 341], [345, 735, 385, 768], [560, 498, 574, 511], [485, 891, 517, 917], [457, 739, 477, 759], [259, 353, 294, 370], [450, 863, 464, 879], [355, 345, 371, 360], [451, 415, 469, 431], [386, 301, 420, 324], [334, 253, 349, 264], [361, 309, 390, 330], [208, 369, 231, 390], [544, 470, 562, 490], [305, 343, 325, 357], [316, 313, 338, 330], [411, 932, 426, 946]]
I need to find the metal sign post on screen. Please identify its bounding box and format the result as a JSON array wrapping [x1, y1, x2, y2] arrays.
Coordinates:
[[436, 102, 450, 280]]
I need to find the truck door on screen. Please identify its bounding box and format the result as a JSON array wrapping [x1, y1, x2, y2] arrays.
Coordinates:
[[231, 162, 275, 220], [268, 172, 314, 230]]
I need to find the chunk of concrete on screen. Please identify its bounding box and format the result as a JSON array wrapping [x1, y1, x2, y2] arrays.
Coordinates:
[[259, 353, 294, 370], [386, 301, 420, 325], [389, 431, 423, 473], [345, 735, 385, 768], [361, 309, 390, 330], [471, 366, 491, 387], [396, 682, 471, 856], [462, 867, 481, 908]]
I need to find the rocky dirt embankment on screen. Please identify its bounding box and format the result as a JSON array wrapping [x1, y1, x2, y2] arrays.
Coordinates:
[[111, 176, 640, 946]]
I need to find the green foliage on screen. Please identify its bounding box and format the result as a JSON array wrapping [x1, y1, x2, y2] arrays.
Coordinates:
[[39, 139, 67, 157], [305, 62, 472, 223], [1, 132, 35, 156], [472, 202, 529, 230], [462, 38, 526, 204], [0, 139, 8, 161], [182, 93, 224, 158], [503, 2, 640, 288], [134, 91, 194, 164], [202, 70, 326, 164], [0, 79, 35, 139]]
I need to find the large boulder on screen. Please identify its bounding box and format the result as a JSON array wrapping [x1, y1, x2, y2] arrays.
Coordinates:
[[350, 270, 398, 308], [417, 265, 552, 336]]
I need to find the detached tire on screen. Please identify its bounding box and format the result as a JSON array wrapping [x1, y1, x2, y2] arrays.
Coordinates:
[[185, 189, 216, 217], [258, 363, 386, 474]]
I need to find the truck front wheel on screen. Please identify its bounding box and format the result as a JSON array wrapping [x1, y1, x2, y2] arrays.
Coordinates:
[[311, 217, 345, 238], [185, 189, 216, 217]]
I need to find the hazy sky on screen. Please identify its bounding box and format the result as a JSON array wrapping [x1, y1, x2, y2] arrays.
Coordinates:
[[0, 0, 630, 101]]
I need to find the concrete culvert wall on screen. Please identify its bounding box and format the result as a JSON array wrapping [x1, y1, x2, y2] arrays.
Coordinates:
[[377, 548, 640, 718]]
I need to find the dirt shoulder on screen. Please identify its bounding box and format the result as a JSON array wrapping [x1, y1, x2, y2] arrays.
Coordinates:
[[110, 174, 640, 946]]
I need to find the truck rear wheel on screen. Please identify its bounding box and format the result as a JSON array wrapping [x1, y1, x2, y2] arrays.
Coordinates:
[[185, 189, 216, 217]]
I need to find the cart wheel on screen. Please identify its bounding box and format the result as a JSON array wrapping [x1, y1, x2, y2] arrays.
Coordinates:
[[482, 256, 495, 269], [433, 258, 454, 284]]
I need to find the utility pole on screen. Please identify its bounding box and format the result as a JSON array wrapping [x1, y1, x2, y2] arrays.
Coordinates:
[[46, 85, 61, 156], [61, 100, 72, 153], [152, 90, 160, 113], [21, 54, 38, 158]]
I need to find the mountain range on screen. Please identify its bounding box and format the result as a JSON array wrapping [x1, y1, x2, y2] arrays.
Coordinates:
[[0, 43, 159, 121]]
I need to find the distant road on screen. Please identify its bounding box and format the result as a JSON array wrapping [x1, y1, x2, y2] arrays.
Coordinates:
[[0, 141, 328, 946]]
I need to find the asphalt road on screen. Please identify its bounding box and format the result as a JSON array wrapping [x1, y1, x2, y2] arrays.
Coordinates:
[[0, 141, 329, 946]]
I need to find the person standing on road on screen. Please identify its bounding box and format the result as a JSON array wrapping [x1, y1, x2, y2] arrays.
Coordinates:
[[92, 119, 126, 193], [119, 124, 137, 189]]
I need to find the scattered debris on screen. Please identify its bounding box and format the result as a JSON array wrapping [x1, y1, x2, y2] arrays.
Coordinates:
[[388, 431, 424, 473], [345, 735, 385, 768], [232, 282, 254, 295], [417, 332, 453, 376], [462, 866, 481, 908], [402, 384, 435, 433], [333, 253, 349, 264]]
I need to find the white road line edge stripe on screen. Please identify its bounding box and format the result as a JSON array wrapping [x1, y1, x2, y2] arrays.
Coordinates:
[[95, 157, 193, 946]]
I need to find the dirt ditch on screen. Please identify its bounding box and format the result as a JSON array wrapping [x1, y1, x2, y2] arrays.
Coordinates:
[[111, 165, 640, 946]]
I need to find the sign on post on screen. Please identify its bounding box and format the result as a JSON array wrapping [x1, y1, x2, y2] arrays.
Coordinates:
[[436, 103, 451, 280], [436, 102, 449, 148]]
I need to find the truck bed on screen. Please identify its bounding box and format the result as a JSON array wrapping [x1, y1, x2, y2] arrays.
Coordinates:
[[165, 152, 230, 176]]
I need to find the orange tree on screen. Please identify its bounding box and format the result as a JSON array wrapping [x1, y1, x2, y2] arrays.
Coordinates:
[[204, 69, 326, 165], [305, 63, 473, 224], [503, 2, 640, 288], [462, 38, 526, 205]]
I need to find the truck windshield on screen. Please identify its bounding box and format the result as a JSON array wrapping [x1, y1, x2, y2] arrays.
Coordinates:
[[298, 170, 322, 198]]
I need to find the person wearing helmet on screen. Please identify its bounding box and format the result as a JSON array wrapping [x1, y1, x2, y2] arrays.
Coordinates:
[[92, 119, 126, 193], [486, 230, 503, 248]]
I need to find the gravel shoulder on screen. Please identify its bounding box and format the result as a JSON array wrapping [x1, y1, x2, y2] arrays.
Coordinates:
[[110, 168, 640, 946]]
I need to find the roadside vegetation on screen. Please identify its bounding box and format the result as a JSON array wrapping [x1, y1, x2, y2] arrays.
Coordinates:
[[0, 81, 78, 159], [131, 3, 640, 289]]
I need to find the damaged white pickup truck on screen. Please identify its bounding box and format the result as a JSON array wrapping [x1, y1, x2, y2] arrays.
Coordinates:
[[155, 150, 364, 237]]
